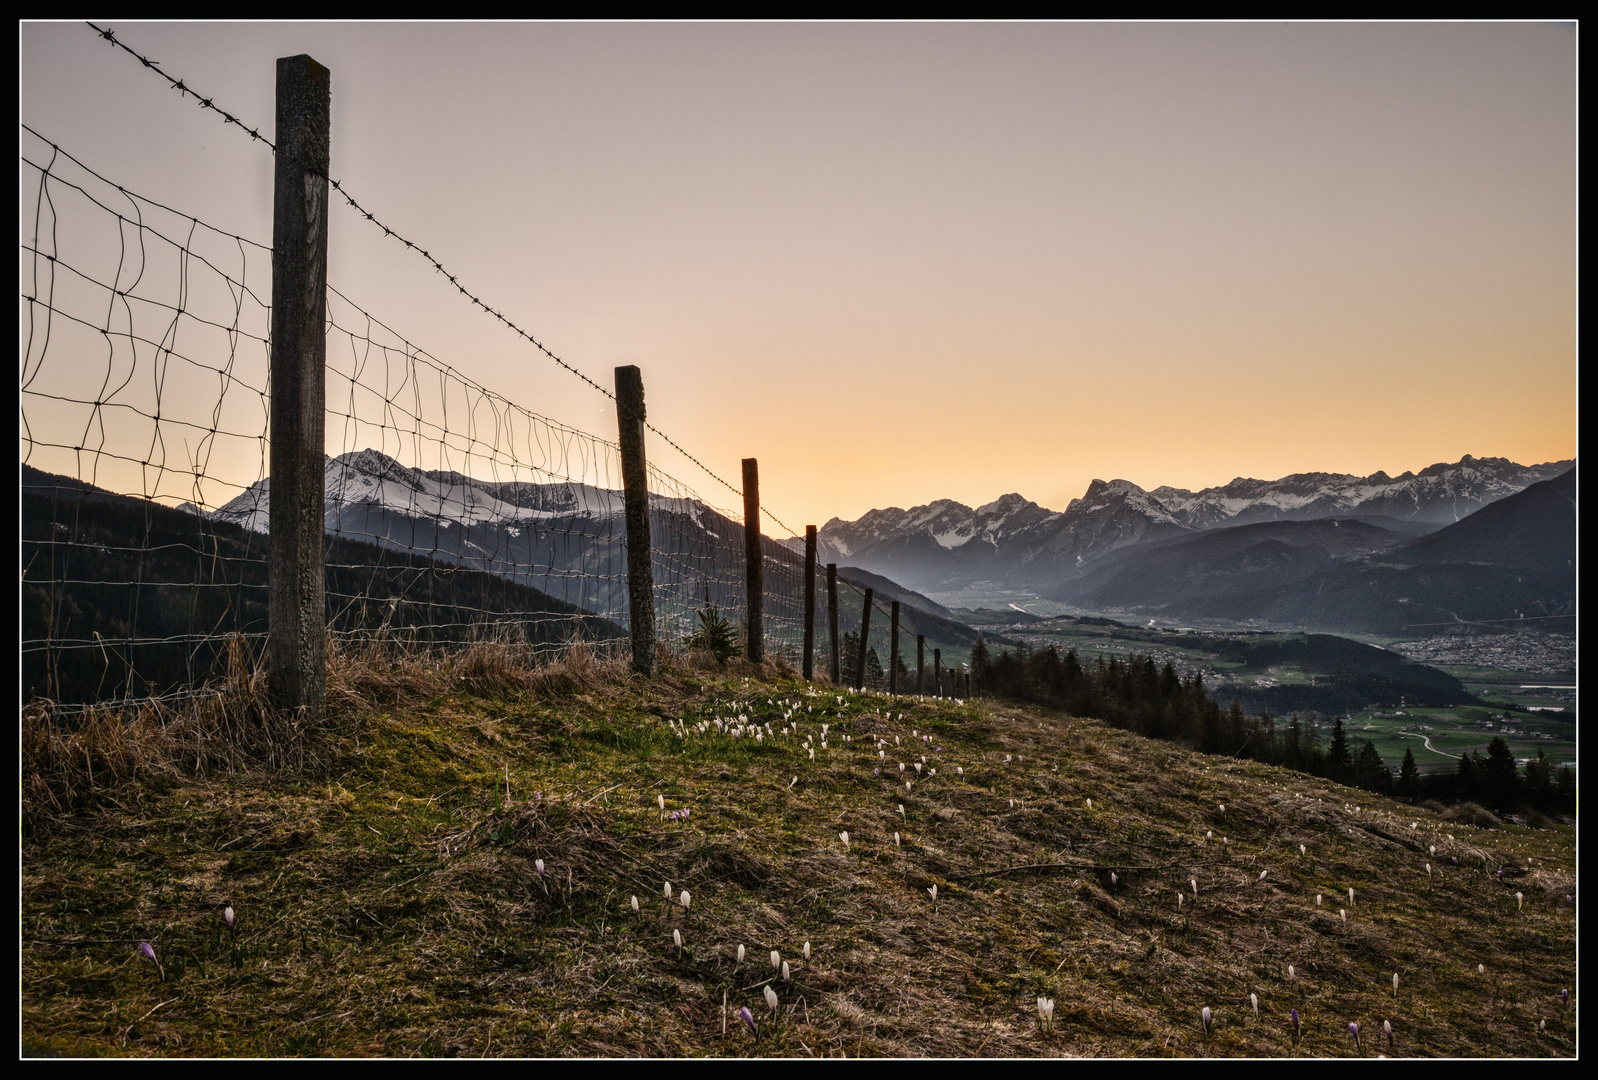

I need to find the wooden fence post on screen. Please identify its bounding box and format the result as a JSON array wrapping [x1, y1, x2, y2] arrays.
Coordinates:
[[802, 525, 816, 681], [916, 634, 925, 695], [268, 54, 330, 723], [855, 588, 874, 691], [889, 600, 900, 695], [933, 649, 942, 697], [614, 365, 655, 676], [742, 459, 763, 663], [827, 563, 840, 684]]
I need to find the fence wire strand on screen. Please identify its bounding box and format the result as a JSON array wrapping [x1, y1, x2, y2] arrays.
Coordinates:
[[21, 124, 824, 707]]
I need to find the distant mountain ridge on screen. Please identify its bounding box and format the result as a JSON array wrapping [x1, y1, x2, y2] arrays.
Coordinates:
[[193, 449, 994, 663], [798, 454, 1572, 596]]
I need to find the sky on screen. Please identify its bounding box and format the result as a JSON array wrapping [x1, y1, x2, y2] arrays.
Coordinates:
[[19, 21, 1578, 536]]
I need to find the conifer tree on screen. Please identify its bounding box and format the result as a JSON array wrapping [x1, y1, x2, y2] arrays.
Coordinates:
[[1327, 716, 1353, 783], [1353, 740, 1390, 794], [1398, 745, 1421, 800], [1481, 736, 1521, 813]]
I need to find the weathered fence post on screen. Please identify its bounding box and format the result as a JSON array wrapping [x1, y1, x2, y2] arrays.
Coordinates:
[[827, 563, 840, 684], [268, 54, 330, 722], [614, 365, 655, 676], [802, 525, 816, 681], [933, 648, 942, 697], [742, 458, 763, 664], [916, 634, 925, 695], [889, 600, 900, 695], [855, 588, 874, 691]]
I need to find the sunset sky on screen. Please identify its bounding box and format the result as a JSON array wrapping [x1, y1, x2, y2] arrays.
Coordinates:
[[19, 21, 1577, 535]]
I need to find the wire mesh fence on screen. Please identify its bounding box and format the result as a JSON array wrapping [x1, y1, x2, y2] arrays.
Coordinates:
[[21, 123, 834, 709]]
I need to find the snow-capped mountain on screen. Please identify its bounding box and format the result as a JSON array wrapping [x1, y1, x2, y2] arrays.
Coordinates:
[[202, 448, 734, 621], [800, 455, 1572, 596], [209, 447, 713, 535], [803, 478, 1192, 591], [1149, 455, 1573, 530]]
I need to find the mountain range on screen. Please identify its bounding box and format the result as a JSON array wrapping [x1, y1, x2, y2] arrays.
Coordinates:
[[792, 455, 1574, 635], [193, 449, 983, 663]]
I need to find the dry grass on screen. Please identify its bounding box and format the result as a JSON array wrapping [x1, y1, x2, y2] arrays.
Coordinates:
[[20, 647, 1578, 1058]]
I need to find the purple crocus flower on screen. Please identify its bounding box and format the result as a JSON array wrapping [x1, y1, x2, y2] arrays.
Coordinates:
[[1350, 1021, 1361, 1049], [1290, 1007, 1301, 1032], [138, 941, 157, 964], [739, 1006, 757, 1038], [1561, 989, 1570, 1006]]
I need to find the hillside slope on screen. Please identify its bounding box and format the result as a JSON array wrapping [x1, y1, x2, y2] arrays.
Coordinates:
[[21, 656, 1576, 1057]]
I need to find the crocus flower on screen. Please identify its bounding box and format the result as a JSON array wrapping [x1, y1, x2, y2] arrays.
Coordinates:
[[782, 960, 791, 983], [1516, 891, 1524, 911], [928, 884, 938, 909], [839, 831, 850, 852], [1110, 872, 1118, 887], [765, 985, 780, 1013], [803, 941, 810, 961], [740, 1006, 757, 1038], [1219, 804, 1226, 812], [631, 895, 640, 916], [894, 832, 901, 849], [1290, 1007, 1301, 1035], [536, 859, 546, 879], [1392, 972, 1399, 995], [1037, 997, 1054, 1028], [1086, 798, 1093, 811], [1350, 1021, 1361, 1050], [1288, 965, 1295, 981], [139, 941, 157, 964], [1340, 908, 1347, 922], [1562, 989, 1570, 1007], [898, 805, 905, 817], [1299, 844, 1306, 857], [1191, 879, 1199, 898], [1349, 887, 1355, 904], [1317, 894, 1323, 907], [1478, 964, 1485, 975], [1259, 870, 1268, 883], [1177, 893, 1183, 910], [771, 950, 781, 971], [681, 889, 691, 911], [658, 794, 666, 816], [224, 906, 236, 933], [665, 881, 673, 900], [1384, 1019, 1393, 1048], [1251, 993, 1259, 1015], [737, 944, 745, 965], [1201, 1006, 1212, 1034], [956, 767, 963, 776]]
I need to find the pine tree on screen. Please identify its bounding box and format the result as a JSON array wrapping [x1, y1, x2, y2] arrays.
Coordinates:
[[1327, 716, 1353, 783], [1398, 745, 1420, 800], [684, 591, 741, 665], [1353, 740, 1390, 794], [1481, 736, 1521, 813]]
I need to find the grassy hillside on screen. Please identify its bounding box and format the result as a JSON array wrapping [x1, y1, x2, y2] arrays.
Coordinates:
[[21, 645, 1576, 1057]]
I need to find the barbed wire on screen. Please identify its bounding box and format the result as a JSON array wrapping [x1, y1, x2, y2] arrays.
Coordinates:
[[83, 21, 801, 542]]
